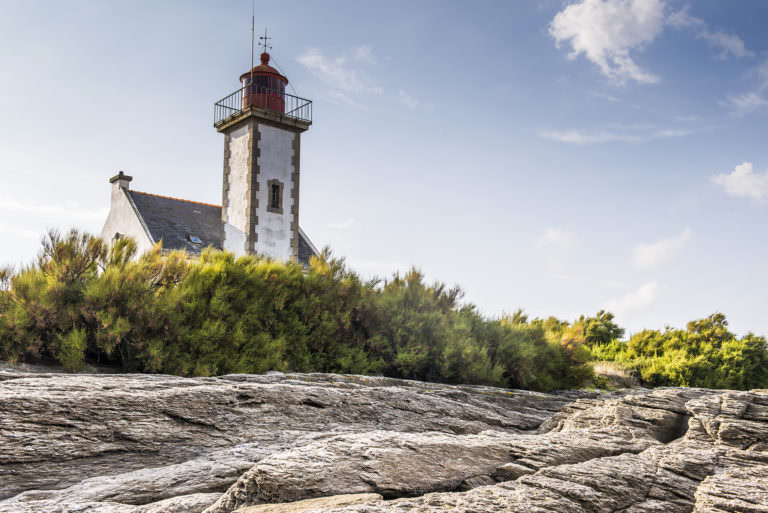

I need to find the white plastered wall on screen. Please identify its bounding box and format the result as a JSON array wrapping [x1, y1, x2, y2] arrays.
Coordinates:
[[223, 125, 250, 255], [100, 185, 154, 257], [255, 124, 296, 261]]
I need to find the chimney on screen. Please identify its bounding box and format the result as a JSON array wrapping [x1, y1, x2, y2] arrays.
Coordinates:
[[109, 171, 132, 192]]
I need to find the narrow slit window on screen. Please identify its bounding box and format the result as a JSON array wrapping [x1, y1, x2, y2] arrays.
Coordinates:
[[267, 180, 284, 213]]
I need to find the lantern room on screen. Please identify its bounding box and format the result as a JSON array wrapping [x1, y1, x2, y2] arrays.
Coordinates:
[[240, 52, 288, 113]]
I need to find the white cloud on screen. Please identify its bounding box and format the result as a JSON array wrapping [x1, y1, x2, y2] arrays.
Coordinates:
[[353, 46, 377, 64], [665, 7, 697, 28], [631, 228, 692, 271], [550, 1, 752, 85], [536, 228, 577, 274], [0, 197, 107, 222], [588, 90, 621, 102], [654, 128, 693, 138], [603, 281, 662, 319], [757, 59, 768, 88], [712, 162, 768, 200], [668, 7, 753, 59], [328, 218, 358, 230], [297, 46, 420, 110], [720, 59, 768, 115], [398, 90, 419, 109], [549, 0, 666, 85], [539, 130, 642, 144], [536, 228, 576, 251], [721, 92, 768, 114], [0, 224, 38, 240], [538, 126, 693, 145], [698, 31, 752, 60], [324, 89, 366, 109], [297, 48, 383, 96], [669, 7, 758, 115]]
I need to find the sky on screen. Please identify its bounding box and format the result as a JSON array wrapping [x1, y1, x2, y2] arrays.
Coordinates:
[[0, 0, 766, 337]]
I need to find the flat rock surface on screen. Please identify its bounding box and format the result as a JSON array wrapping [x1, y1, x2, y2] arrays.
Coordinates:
[[0, 367, 766, 513]]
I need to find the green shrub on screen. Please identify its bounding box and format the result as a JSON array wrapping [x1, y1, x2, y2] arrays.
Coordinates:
[[56, 327, 87, 372], [591, 313, 768, 389], [0, 231, 597, 390], [6, 230, 765, 391]]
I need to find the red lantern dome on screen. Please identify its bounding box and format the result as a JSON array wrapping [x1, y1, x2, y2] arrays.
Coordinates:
[[240, 53, 288, 113]]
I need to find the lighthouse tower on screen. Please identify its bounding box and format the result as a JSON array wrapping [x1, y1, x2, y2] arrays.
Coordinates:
[[213, 48, 312, 261]]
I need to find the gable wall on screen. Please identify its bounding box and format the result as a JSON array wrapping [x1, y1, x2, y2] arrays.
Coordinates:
[[100, 187, 154, 257]]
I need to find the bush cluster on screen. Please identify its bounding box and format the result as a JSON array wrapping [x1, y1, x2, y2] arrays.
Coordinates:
[[2, 230, 765, 391], [0, 230, 593, 391], [589, 313, 768, 390]]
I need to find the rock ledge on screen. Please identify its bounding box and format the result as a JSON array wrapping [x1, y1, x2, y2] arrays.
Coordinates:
[[0, 369, 766, 513]]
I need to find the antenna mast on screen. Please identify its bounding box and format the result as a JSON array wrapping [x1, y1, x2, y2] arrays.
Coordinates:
[[249, 0, 255, 89]]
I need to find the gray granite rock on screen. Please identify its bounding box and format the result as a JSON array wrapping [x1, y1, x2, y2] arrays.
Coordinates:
[[233, 494, 383, 513], [693, 465, 768, 512], [203, 428, 658, 513], [205, 388, 768, 513], [0, 371, 579, 502], [1, 368, 767, 513], [0, 493, 221, 513]]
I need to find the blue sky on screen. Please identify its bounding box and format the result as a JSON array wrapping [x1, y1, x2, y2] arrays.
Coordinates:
[[1, 0, 766, 336]]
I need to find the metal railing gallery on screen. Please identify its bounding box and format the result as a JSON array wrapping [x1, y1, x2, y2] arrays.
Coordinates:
[[214, 86, 312, 126]]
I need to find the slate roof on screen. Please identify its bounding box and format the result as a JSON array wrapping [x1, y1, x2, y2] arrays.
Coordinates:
[[298, 230, 316, 266], [127, 190, 316, 265]]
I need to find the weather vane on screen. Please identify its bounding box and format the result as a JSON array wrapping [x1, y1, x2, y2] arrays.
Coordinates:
[[259, 28, 272, 53]]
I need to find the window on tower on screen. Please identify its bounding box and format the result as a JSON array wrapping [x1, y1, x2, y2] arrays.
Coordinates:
[[267, 180, 284, 214], [250, 75, 269, 92], [243, 76, 285, 95]]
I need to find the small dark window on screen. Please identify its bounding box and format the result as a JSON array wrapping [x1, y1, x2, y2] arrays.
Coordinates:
[[271, 184, 281, 209], [267, 180, 284, 214]]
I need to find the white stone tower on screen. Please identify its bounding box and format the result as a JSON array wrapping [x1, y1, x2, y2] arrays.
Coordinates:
[[213, 50, 311, 261]]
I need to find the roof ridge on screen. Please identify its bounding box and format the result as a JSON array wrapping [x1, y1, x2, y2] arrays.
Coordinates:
[[130, 190, 221, 209]]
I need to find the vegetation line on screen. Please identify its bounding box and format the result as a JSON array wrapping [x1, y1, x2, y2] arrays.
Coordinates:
[[0, 230, 765, 391]]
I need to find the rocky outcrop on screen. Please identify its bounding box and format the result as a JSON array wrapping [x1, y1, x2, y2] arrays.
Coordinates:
[[0, 370, 580, 503], [0, 493, 223, 513], [694, 466, 768, 513], [234, 494, 383, 513], [204, 429, 658, 513], [1, 366, 767, 513], [241, 390, 766, 513]]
